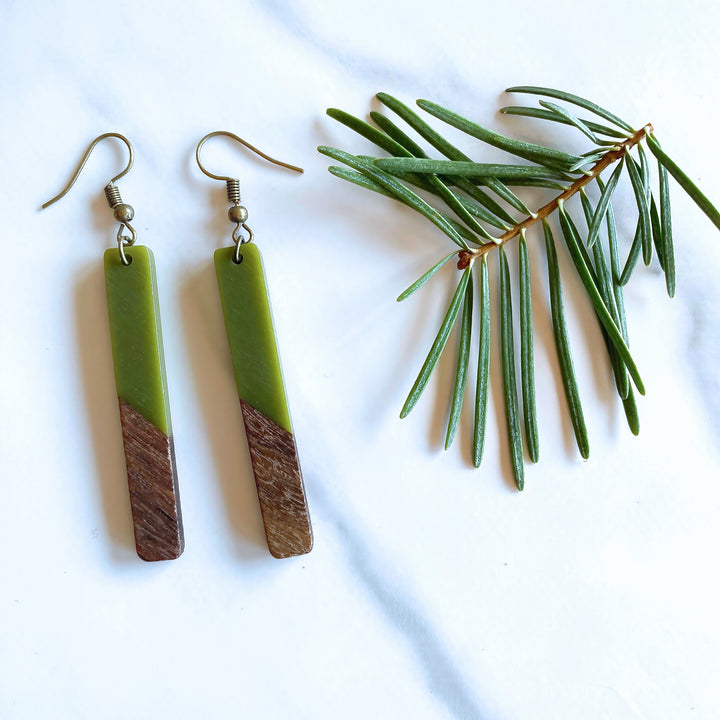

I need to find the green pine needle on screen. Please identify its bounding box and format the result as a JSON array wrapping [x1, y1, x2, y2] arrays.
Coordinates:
[[619, 223, 643, 286], [445, 279, 473, 449], [519, 232, 539, 463], [626, 154, 652, 267], [375, 158, 565, 180], [543, 220, 589, 459], [650, 195, 666, 271], [647, 133, 720, 231], [658, 156, 676, 297], [587, 159, 624, 250], [600, 195, 630, 342], [473, 256, 491, 468], [327, 108, 409, 157], [397, 252, 458, 302], [622, 387, 641, 436], [400, 269, 471, 419], [499, 247, 525, 490]]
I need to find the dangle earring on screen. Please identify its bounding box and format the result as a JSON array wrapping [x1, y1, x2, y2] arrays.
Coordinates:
[[42, 134, 184, 562], [195, 131, 313, 558]]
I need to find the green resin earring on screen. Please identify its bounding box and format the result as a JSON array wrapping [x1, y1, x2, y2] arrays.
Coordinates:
[[195, 131, 313, 558], [42, 134, 184, 561]]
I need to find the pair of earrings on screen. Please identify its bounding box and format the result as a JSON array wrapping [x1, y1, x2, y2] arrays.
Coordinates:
[[42, 132, 313, 562]]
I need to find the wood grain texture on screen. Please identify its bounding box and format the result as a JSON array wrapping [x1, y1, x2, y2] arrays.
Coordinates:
[[240, 400, 313, 558], [119, 399, 185, 561]]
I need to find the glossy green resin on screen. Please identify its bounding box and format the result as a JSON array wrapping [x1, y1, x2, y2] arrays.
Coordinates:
[[104, 246, 172, 436], [214, 244, 292, 433]]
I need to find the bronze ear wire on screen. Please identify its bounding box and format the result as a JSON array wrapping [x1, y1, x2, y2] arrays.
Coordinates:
[[42, 133, 138, 265], [195, 130, 303, 262]]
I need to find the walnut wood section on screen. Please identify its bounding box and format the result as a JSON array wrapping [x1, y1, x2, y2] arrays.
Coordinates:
[[240, 400, 313, 558], [119, 399, 185, 561]]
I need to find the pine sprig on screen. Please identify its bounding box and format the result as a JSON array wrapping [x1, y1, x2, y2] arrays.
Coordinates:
[[320, 86, 720, 488]]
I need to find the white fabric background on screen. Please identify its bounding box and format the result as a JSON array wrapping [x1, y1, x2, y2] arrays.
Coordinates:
[[1, 1, 719, 718]]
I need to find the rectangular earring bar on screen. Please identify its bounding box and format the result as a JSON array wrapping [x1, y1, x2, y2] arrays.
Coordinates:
[[104, 246, 184, 561], [214, 244, 313, 558]]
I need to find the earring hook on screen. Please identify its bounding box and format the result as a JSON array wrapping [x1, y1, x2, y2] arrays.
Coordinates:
[[196, 131, 303, 263], [41, 133, 138, 266], [195, 131, 304, 181], [41, 132, 135, 208]]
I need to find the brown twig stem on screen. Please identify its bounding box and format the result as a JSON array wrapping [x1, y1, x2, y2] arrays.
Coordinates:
[[457, 123, 653, 268]]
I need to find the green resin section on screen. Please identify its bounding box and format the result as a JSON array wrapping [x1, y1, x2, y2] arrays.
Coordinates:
[[214, 244, 292, 433], [104, 246, 172, 436]]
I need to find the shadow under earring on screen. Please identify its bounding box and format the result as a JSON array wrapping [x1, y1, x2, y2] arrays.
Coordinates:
[[42, 133, 184, 561], [196, 131, 313, 559]]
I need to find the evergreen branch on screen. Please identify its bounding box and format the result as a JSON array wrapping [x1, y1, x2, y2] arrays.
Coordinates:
[[320, 87, 720, 487]]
